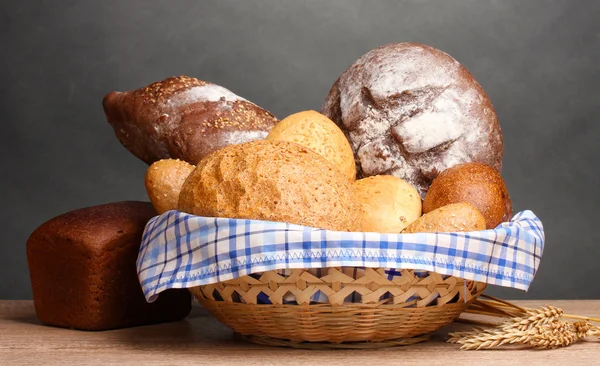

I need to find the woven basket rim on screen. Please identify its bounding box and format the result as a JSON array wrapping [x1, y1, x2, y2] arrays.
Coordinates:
[[192, 282, 486, 345]]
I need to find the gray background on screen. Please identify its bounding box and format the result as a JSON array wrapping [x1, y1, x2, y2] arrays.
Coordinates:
[[2, 0, 599, 300]]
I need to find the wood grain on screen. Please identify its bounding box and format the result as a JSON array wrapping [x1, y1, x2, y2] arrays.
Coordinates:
[[1, 300, 598, 365]]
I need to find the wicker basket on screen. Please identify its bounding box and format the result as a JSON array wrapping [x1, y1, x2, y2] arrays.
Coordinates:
[[190, 267, 486, 345]]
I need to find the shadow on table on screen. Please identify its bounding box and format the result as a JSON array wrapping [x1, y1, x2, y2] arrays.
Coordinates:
[[107, 304, 271, 353]]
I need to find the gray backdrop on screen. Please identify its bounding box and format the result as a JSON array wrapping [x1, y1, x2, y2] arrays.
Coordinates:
[[2, 0, 599, 300]]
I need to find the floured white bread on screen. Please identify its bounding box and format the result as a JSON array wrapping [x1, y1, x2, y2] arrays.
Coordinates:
[[103, 76, 278, 165], [322, 43, 503, 198]]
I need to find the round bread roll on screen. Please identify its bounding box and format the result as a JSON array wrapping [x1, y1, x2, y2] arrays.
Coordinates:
[[423, 162, 512, 229], [266, 110, 356, 181], [178, 140, 363, 232], [354, 175, 421, 233], [322, 42, 503, 198], [403, 202, 486, 233], [145, 159, 195, 214]]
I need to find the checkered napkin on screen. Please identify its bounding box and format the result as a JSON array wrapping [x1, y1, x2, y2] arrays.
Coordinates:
[[137, 210, 544, 302]]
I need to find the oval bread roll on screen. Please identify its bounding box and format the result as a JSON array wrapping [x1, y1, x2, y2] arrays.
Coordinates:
[[178, 140, 363, 232], [266, 110, 356, 181], [145, 159, 195, 214], [354, 175, 421, 233], [423, 162, 512, 229], [403, 202, 486, 233], [103, 76, 278, 165]]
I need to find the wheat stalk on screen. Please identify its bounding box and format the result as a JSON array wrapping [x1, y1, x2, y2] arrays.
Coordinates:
[[449, 318, 585, 350], [499, 305, 563, 331], [472, 294, 600, 323], [526, 320, 578, 349], [448, 326, 531, 349], [448, 297, 600, 350]]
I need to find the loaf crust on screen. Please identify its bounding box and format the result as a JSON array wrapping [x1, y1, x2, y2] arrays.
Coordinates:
[[103, 76, 278, 165], [403, 202, 486, 233], [178, 140, 363, 232], [354, 175, 421, 233], [322, 43, 503, 198], [266, 110, 356, 181], [145, 159, 195, 214], [423, 162, 512, 229], [26, 201, 191, 330]]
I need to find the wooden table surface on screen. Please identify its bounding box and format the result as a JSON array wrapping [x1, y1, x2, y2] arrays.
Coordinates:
[[1, 300, 598, 365]]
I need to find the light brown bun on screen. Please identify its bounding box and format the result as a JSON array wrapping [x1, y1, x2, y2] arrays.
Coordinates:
[[354, 175, 421, 233], [403, 203, 486, 233], [178, 140, 363, 232], [423, 162, 512, 229], [266, 110, 356, 181], [145, 159, 195, 214]]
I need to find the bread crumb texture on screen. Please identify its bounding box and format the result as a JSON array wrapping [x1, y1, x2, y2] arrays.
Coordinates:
[[178, 140, 363, 232]]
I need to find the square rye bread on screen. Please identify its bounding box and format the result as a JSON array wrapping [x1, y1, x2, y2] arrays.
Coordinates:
[[26, 201, 191, 331]]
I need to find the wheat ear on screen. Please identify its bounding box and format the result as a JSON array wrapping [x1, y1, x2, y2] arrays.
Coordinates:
[[500, 305, 563, 331], [449, 302, 600, 350]]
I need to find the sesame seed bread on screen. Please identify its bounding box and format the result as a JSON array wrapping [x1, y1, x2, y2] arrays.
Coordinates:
[[103, 76, 278, 165], [403, 202, 486, 233], [145, 159, 195, 214], [178, 139, 363, 232]]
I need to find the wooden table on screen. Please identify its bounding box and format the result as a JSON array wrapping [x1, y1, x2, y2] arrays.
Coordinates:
[[1, 300, 598, 365]]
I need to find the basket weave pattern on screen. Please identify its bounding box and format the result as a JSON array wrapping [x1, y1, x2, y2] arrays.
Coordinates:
[[191, 268, 486, 343]]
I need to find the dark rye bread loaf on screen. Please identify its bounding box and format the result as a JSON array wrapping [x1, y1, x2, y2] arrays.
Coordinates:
[[103, 76, 278, 165], [26, 201, 191, 331], [322, 43, 503, 198]]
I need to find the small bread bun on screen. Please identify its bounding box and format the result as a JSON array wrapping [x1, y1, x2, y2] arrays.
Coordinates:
[[266, 110, 356, 181], [403, 202, 486, 233], [423, 162, 512, 229], [354, 175, 421, 233], [145, 159, 195, 214], [178, 140, 362, 232]]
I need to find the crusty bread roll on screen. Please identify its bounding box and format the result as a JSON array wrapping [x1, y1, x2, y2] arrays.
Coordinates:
[[354, 175, 421, 233], [423, 162, 512, 229], [103, 76, 278, 165], [266, 110, 356, 181], [178, 140, 363, 232], [403, 202, 486, 233], [321, 42, 503, 198], [145, 159, 195, 214]]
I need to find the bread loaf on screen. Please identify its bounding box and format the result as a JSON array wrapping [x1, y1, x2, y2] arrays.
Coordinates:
[[145, 159, 195, 214], [354, 175, 421, 233], [423, 162, 512, 229], [322, 43, 503, 198], [403, 202, 486, 233], [266, 110, 356, 181], [103, 76, 278, 165], [178, 140, 363, 232], [26, 201, 191, 330]]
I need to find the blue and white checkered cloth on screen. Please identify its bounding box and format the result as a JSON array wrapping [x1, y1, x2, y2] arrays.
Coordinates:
[[137, 210, 544, 302]]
